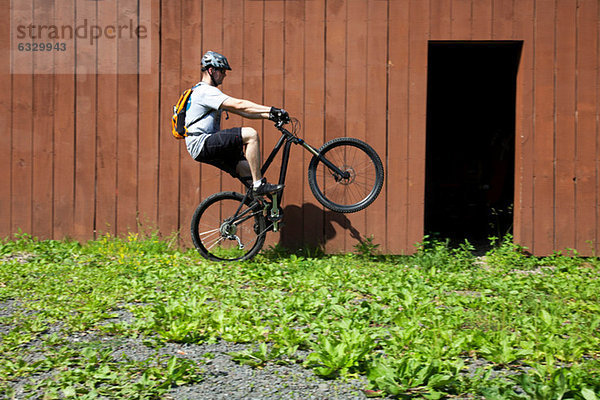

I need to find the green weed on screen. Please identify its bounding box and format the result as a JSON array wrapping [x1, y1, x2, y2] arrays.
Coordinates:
[[1, 233, 599, 398], [354, 235, 381, 259]]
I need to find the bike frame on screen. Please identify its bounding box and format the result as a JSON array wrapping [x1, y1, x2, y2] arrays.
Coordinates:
[[240, 122, 349, 191], [229, 122, 351, 232]]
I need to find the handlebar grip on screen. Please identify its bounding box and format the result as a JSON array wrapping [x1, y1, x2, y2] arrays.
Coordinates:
[[269, 107, 290, 124]]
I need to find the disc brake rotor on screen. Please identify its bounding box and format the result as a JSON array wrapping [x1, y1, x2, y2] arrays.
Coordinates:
[[335, 165, 355, 185]]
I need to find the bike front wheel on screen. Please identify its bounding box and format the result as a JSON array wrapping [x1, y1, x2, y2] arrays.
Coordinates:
[[191, 191, 267, 261], [308, 138, 384, 213]]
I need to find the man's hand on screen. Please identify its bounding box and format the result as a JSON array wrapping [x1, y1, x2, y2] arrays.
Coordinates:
[[269, 107, 290, 123]]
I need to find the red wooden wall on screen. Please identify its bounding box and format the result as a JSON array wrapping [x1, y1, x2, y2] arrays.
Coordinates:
[[1, 0, 598, 256]]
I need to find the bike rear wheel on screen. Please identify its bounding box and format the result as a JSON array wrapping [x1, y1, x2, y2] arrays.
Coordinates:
[[191, 191, 266, 261], [308, 138, 384, 213]]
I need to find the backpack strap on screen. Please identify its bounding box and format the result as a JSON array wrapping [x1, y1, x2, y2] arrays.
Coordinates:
[[186, 113, 207, 131], [185, 83, 208, 134]]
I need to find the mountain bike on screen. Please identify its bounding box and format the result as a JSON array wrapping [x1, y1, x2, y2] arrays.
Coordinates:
[[191, 118, 384, 261]]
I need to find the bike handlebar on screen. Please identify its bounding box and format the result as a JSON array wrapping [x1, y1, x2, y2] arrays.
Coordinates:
[[273, 115, 299, 138]]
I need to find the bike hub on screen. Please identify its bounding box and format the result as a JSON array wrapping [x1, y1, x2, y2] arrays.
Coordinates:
[[338, 166, 356, 184], [220, 221, 236, 237]]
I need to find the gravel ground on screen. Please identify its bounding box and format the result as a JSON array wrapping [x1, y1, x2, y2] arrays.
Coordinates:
[[161, 342, 373, 400], [0, 299, 528, 400], [1, 300, 390, 400]]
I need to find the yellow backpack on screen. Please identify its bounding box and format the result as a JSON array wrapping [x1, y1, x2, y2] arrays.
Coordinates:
[[171, 85, 203, 139]]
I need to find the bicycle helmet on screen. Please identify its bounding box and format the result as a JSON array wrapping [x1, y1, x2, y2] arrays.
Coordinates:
[[201, 51, 232, 71]]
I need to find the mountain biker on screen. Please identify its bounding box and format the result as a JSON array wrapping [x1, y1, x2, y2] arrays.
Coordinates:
[[184, 50, 289, 195]]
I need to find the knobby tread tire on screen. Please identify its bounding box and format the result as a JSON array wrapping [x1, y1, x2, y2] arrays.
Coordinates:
[[307, 137, 384, 213], [190, 191, 266, 262]]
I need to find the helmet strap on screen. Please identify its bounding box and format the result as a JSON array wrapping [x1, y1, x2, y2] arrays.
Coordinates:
[[208, 67, 219, 87]]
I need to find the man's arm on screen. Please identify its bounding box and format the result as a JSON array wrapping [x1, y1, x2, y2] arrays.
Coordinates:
[[221, 97, 270, 119]]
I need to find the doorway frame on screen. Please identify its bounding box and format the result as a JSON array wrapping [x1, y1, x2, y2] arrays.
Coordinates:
[[423, 40, 524, 246]]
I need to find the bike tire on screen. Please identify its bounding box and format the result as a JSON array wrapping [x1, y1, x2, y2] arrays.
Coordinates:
[[308, 138, 384, 213], [191, 191, 267, 262]]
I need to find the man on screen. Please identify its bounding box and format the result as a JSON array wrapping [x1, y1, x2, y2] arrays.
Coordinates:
[[184, 50, 289, 195]]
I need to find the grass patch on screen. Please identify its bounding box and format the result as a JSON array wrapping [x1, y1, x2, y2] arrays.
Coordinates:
[[0, 232, 599, 398]]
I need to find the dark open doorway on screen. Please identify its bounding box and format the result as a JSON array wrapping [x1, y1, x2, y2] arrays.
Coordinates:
[[425, 41, 522, 247]]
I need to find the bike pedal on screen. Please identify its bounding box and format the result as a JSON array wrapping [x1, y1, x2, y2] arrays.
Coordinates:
[[267, 209, 284, 222], [267, 221, 285, 232]]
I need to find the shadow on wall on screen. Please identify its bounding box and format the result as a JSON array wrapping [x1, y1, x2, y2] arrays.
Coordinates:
[[278, 203, 364, 251]]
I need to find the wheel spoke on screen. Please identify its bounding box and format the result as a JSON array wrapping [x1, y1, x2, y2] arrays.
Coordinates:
[[200, 233, 222, 246], [206, 235, 226, 251], [199, 227, 221, 237], [191, 193, 266, 261]]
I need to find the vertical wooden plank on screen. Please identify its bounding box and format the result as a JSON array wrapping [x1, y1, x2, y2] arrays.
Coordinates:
[[52, 0, 75, 239], [512, 0, 535, 250], [263, 0, 285, 250], [95, 0, 118, 237], [242, 0, 264, 176], [340, 0, 367, 252], [472, 0, 493, 39], [324, 0, 347, 253], [554, 0, 576, 252], [220, 0, 245, 242], [242, 0, 263, 138], [138, 0, 160, 232], [364, 0, 388, 252], [73, 0, 98, 241], [11, 0, 33, 235], [31, 0, 54, 239], [451, 0, 472, 40], [595, 0, 600, 255], [532, 0, 555, 255], [282, 0, 305, 249], [198, 0, 224, 216], [406, 0, 429, 248], [577, 0, 598, 254], [0, 0, 11, 237], [116, 0, 140, 236], [221, 0, 244, 192], [178, 0, 202, 247], [302, 0, 325, 251], [492, 0, 514, 39], [387, 0, 410, 253], [430, 0, 451, 40], [158, 0, 182, 238], [222, 0, 244, 132]]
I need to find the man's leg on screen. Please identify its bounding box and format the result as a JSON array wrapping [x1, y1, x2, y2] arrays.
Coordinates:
[[240, 127, 283, 195], [240, 127, 262, 182], [235, 160, 252, 178]]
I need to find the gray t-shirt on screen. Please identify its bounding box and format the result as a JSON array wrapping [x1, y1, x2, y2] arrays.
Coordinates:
[[184, 82, 230, 160]]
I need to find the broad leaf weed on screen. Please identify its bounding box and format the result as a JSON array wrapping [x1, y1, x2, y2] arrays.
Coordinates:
[[0, 233, 599, 398]]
